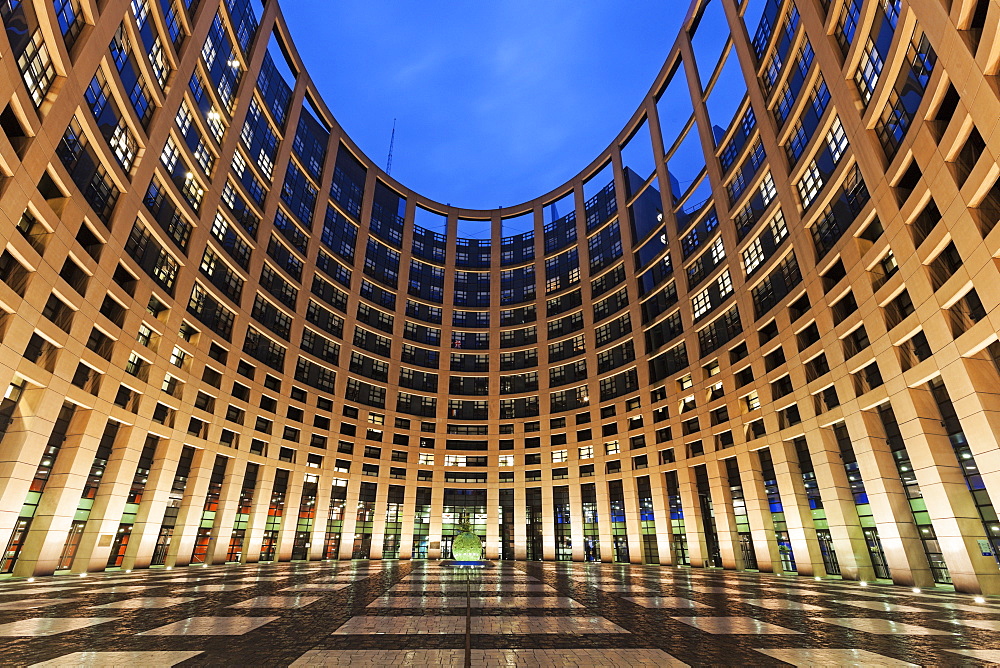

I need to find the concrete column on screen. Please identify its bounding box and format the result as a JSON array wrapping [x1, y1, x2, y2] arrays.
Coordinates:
[[277, 471, 305, 562], [336, 478, 363, 561], [484, 486, 499, 560], [367, 481, 388, 560], [76, 425, 146, 573], [896, 384, 1000, 594], [705, 458, 741, 570], [165, 447, 213, 568], [567, 480, 585, 561], [771, 439, 827, 577], [122, 435, 184, 570], [540, 482, 556, 561], [737, 450, 780, 574], [308, 476, 332, 561], [595, 478, 615, 563], [619, 473, 645, 564], [513, 484, 528, 560], [0, 384, 63, 546], [678, 465, 708, 568], [806, 429, 875, 581], [842, 410, 931, 587], [246, 465, 277, 563], [648, 470, 674, 565], [15, 409, 105, 577], [207, 458, 246, 565], [425, 483, 444, 560]]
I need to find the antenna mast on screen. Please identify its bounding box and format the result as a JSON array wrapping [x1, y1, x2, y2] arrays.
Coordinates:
[[386, 119, 396, 175]]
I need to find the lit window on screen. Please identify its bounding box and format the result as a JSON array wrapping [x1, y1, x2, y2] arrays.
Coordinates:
[[175, 102, 193, 134], [826, 116, 849, 163], [717, 269, 733, 298], [169, 346, 187, 368], [760, 172, 777, 206], [692, 286, 713, 319], [797, 161, 823, 208], [770, 209, 789, 242], [160, 136, 180, 171], [710, 237, 726, 263], [552, 449, 568, 463], [18, 30, 56, 107], [498, 455, 514, 466], [743, 237, 765, 274], [604, 440, 620, 455], [137, 323, 154, 346], [578, 445, 594, 459], [855, 39, 884, 105], [109, 123, 137, 170]]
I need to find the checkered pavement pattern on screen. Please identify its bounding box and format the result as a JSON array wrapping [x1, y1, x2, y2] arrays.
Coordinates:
[[2, 561, 1000, 666]]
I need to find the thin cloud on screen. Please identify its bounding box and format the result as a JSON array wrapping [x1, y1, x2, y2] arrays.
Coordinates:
[[282, 2, 680, 207]]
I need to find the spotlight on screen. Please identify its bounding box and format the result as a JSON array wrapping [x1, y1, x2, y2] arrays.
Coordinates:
[[975, 596, 986, 604], [859, 581, 868, 587], [26, 577, 34, 583], [912, 587, 921, 594], [78, 573, 86, 577]]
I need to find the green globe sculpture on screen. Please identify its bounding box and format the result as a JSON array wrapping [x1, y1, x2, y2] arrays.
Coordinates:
[[451, 530, 483, 562]]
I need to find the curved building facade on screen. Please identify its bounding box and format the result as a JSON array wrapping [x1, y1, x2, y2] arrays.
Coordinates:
[[1, 0, 1000, 595]]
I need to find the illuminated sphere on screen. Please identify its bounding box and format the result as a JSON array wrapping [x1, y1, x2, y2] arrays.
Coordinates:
[[451, 532, 483, 562]]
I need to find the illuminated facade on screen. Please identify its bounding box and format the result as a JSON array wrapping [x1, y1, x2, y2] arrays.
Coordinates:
[[1, 0, 1000, 595]]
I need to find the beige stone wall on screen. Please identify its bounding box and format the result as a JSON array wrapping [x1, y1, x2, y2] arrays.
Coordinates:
[[0, 0, 999, 594]]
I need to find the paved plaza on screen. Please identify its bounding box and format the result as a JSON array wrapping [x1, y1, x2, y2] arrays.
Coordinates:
[[1, 561, 999, 665]]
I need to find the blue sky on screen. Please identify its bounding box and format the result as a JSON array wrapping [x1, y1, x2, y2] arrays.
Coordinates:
[[280, 2, 684, 210]]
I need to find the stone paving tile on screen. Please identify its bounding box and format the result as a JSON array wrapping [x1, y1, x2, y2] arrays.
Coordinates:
[[814, 617, 955, 635], [832, 600, 931, 613], [594, 584, 653, 593], [671, 616, 802, 634], [754, 648, 919, 666], [403, 576, 538, 582], [470, 616, 628, 634], [333, 615, 467, 635], [943, 618, 1000, 631], [621, 596, 711, 609], [139, 616, 279, 635], [367, 595, 583, 608], [90, 597, 201, 609], [174, 583, 255, 593], [741, 598, 827, 612], [228, 595, 321, 609], [0, 599, 76, 610], [0, 586, 83, 595], [919, 601, 1000, 613], [0, 618, 117, 636], [947, 649, 1000, 662], [389, 583, 556, 593], [469, 648, 688, 666], [290, 649, 466, 666], [690, 586, 751, 595], [28, 650, 204, 667]]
